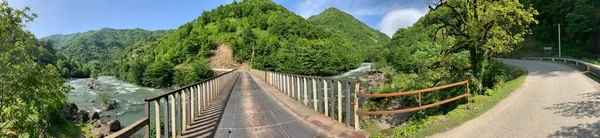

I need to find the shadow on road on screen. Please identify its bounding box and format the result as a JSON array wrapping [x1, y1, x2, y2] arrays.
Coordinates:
[[543, 92, 600, 119], [548, 120, 600, 138]]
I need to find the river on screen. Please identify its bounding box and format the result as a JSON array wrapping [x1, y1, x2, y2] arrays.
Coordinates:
[[66, 76, 168, 126], [65, 63, 371, 127]]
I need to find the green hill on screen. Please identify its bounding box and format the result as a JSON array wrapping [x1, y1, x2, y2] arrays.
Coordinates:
[[41, 28, 171, 63], [308, 8, 390, 62], [104, 0, 363, 87]]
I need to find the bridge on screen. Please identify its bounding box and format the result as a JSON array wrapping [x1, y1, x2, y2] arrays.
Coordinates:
[[105, 57, 600, 138]]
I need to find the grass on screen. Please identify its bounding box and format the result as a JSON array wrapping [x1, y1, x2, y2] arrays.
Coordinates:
[[370, 72, 528, 138], [46, 122, 93, 138]]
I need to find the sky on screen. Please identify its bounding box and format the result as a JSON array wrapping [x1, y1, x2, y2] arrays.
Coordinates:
[[7, 0, 429, 38]]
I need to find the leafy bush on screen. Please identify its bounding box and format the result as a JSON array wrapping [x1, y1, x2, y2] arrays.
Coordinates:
[[98, 92, 111, 106], [143, 61, 174, 88], [173, 59, 214, 87]]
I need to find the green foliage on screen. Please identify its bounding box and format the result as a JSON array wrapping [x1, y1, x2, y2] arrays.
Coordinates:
[[41, 28, 172, 63], [425, 0, 538, 93], [307, 8, 391, 62], [142, 61, 175, 88], [0, 1, 68, 136], [513, 0, 600, 58], [173, 59, 215, 87], [98, 92, 111, 106]]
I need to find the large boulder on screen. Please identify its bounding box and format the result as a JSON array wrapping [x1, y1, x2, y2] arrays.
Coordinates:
[[89, 111, 100, 121], [63, 103, 78, 120], [76, 110, 90, 123], [108, 120, 121, 132]]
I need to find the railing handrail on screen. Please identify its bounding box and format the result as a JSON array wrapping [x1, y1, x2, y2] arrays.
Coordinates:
[[263, 70, 358, 82], [145, 69, 237, 102], [357, 80, 468, 97], [356, 80, 469, 115]]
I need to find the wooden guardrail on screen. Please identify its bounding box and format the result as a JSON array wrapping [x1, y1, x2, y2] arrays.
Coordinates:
[[106, 69, 238, 138], [356, 80, 470, 115], [249, 69, 361, 130]]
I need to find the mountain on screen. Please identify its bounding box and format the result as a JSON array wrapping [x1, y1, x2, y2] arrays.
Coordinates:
[[124, 0, 361, 75], [308, 8, 390, 62], [41, 28, 171, 63]]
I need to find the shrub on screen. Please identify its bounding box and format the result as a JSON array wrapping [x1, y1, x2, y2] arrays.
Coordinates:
[[99, 92, 111, 106]]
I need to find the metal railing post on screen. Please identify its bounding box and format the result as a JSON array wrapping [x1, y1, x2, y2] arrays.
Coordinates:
[[337, 80, 342, 122], [312, 78, 318, 112], [354, 81, 360, 130], [154, 100, 161, 138], [144, 101, 150, 138], [324, 80, 329, 117], [170, 94, 176, 138]]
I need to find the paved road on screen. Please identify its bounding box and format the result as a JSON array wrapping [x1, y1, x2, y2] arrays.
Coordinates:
[[432, 59, 600, 138], [213, 72, 323, 138]]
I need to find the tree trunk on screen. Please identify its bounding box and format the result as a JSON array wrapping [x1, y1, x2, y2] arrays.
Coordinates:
[[469, 48, 490, 95]]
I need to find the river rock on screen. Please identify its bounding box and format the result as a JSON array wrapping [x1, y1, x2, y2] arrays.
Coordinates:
[[63, 102, 78, 121], [87, 78, 100, 89], [77, 110, 90, 123], [105, 100, 118, 111], [89, 111, 100, 121], [108, 120, 121, 131]]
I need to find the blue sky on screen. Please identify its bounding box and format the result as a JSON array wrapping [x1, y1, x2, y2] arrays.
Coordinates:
[[7, 0, 429, 38]]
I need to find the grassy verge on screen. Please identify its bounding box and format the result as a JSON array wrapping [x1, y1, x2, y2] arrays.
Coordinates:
[[371, 70, 527, 138]]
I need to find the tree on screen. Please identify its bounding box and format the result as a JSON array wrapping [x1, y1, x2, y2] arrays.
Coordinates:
[[425, 0, 538, 94], [143, 61, 174, 88], [0, 1, 68, 136]]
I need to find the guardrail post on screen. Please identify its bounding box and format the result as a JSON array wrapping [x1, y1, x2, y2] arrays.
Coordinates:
[[466, 81, 470, 110], [170, 94, 176, 138], [202, 83, 207, 111], [304, 77, 308, 105], [196, 85, 201, 115], [292, 76, 296, 99], [337, 81, 342, 122], [354, 81, 360, 130], [312, 78, 318, 112], [145, 101, 150, 138], [297, 77, 301, 101], [324, 80, 329, 117], [191, 87, 195, 121], [181, 91, 186, 131], [155, 100, 161, 138], [345, 81, 351, 125]]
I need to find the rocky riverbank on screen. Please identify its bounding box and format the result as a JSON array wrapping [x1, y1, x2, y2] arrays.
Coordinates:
[[63, 102, 122, 137], [357, 69, 413, 131]]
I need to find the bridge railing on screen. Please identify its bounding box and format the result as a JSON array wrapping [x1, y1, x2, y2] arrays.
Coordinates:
[[530, 57, 600, 77], [249, 69, 362, 130], [107, 70, 238, 138]]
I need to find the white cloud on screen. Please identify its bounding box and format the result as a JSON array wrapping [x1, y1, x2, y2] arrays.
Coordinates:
[[379, 9, 427, 37]]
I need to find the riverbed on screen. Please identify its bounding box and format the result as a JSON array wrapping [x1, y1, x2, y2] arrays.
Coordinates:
[[66, 76, 168, 126]]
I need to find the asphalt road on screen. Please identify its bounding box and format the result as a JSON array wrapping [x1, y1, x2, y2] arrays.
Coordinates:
[[431, 59, 600, 138]]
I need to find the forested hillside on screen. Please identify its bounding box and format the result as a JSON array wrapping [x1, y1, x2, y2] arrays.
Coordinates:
[[514, 0, 600, 58], [90, 0, 363, 88], [42, 28, 171, 62], [308, 8, 390, 62]]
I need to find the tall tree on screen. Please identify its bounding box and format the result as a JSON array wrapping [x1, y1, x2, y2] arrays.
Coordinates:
[[0, 1, 68, 136], [425, 0, 538, 93]]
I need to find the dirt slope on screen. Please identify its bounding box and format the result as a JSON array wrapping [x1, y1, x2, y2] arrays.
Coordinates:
[[209, 44, 238, 69]]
